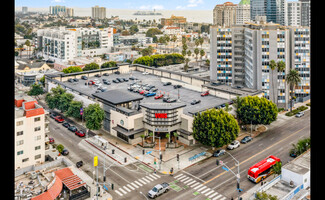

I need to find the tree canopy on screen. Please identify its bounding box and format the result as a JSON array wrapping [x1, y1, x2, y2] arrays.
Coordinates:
[[84, 103, 105, 130], [83, 62, 99, 71], [133, 53, 184, 67], [62, 66, 83, 74], [146, 28, 163, 37]]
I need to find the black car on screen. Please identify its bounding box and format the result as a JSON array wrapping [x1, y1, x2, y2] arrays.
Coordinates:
[[129, 77, 135, 80], [62, 122, 70, 128], [114, 71, 120, 74], [103, 80, 111, 85], [150, 88, 158, 92], [81, 76, 88, 80], [289, 149, 298, 158], [68, 78, 74, 83], [240, 136, 253, 144], [123, 78, 129, 82], [68, 126, 78, 132], [116, 78, 124, 82], [191, 100, 201, 105], [95, 74, 102, 77], [173, 85, 182, 89], [103, 73, 109, 76], [213, 149, 226, 157], [112, 79, 119, 83], [62, 149, 69, 156], [76, 161, 83, 168], [73, 78, 79, 82], [163, 82, 172, 86]]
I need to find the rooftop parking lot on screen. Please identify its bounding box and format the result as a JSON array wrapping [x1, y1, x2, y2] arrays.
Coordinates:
[[62, 71, 230, 115]]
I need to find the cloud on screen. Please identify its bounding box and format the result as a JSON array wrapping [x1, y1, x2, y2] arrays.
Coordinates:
[[51, 0, 65, 2], [176, 0, 204, 9], [139, 5, 164, 10]]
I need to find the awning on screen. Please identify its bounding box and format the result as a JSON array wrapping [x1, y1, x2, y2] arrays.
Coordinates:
[[112, 125, 145, 136], [61, 174, 86, 190]]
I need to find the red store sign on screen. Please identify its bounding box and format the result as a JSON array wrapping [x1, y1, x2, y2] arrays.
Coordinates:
[[155, 113, 167, 118]]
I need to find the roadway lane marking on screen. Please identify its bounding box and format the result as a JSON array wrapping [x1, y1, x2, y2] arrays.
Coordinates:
[[145, 176, 154, 182], [183, 178, 193, 184], [181, 170, 205, 183], [197, 164, 226, 178], [197, 185, 207, 192], [219, 197, 227, 200], [149, 174, 158, 179], [127, 184, 135, 190], [201, 188, 211, 194], [138, 178, 148, 184], [152, 173, 161, 178], [119, 188, 127, 194], [203, 125, 308, 185], [180, 177, 190, 182], [213, 194, 223, 200], [194, 184, 204, 190], [258, 143, 263, 146]]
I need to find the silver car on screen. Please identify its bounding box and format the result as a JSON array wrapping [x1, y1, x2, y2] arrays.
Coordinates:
[[227, 140, 240, 150]]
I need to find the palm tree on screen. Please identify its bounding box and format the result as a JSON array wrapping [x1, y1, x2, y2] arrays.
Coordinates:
[[269, 60, 277, 105], [184, 58, 190, 72], [140, 134, 145, 147], [194, 48, 199, 66], [173, 132, 178, 147], [199, 37, 204, 50], [270, 161, 282, 177], [171, 35, 177, 53], [25, 40, 31, 59], [19, 44, 24, 58], [164, 35, 170, 53], [200, 49, 205, 66], [166, 133, 171, 144], [286, 69, 301, 112]]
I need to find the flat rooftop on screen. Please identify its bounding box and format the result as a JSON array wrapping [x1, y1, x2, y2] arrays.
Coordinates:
[[60, 70, 230, 116], [282, 150, 310, 175]]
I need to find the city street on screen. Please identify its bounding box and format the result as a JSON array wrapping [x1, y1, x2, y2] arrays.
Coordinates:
[[44, 96, 310, 200]]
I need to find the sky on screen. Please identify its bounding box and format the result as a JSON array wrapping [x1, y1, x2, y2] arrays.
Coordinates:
[[15, 0, 246, 10]]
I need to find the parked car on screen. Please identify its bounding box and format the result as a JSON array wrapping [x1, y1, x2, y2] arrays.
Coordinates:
[[75, 130, 85, 137], [220, 104, 226, 108], [150, 88, 158, 92], [76, 161, 83, 168], [147, 183, 169, 199], [73, 78, 79, 82], [145, 92, 156, 97], [87, 80, 95, 85], [81, 76, 88, 80], [95, 74, 101, 77], [62, 149, 69, 156], [191, 100, 201, 105], [117, 78, 124, 82], [155, 94, 164, 99], [50, 113, 57, 119], [201, 91, 209, 96], [163, 97, 170, 102], [142, 72, 149, 75], [289, 149, 298, 158], [54, 116, 64, 123], [103, 80, 111, 85], [166, 98, 177, 103], [163, 82, 172, 86], [213, 149, 226, 157], [227, 140, 240, 150], [173, 85, 182, 89], [112, 79, 119, 83], [129, 77, 136, 80], [62, 122, 70, 128], [122, 78, 129, 82], [240, 136, 253, 144], [296, 112, 304, 118], [114, 71, 120, 74], [68, 126, 78, 132], [49, 138, 55, 144], [103, 73, 109, 76], [68, 78, 74, 83]]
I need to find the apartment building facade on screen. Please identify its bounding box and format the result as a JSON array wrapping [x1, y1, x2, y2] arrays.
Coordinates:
[[15, 95, 48, 170], [236, 0, 251, 25], [37, 27, 114, 62], [92, 5, 106, 19], [299, 0, 310, 27], [287, 1, 301, 26], [213, 2, 237, 26], [210, 17, 310, 108]]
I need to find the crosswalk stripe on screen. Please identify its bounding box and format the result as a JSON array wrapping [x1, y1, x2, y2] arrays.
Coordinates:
[[176, 175, 186, 180], [197, 186, 207, 192], [205, 190, 214, 196], [145, 176, 154, 181], [201, 188, 211, 195], [190, 182, 200, 188], [134, 180, 143, 187], [187, 180, 197, 186], [219, 197, 226, 200], [213, 194, 223, 200], [123, 186, 131, 192], [149, 174, 158, 180], [174, 174, 183, 179], [208, 192, 219, 199], [180, 177, 190, 182], [139, 178, 150, 184], [194, 184, 204, 190], [127, 184, 135, 190], [152, 173, 161, 178], [119, 188, 127, 194], [183, 178, 193, 184], [115, 190, 123, 196], [131, 182, 139, 188]]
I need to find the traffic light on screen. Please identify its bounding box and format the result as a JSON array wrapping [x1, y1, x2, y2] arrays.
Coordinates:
[[216, 159, 219, 166], [143, 149, 145, 155], [103, 176, 106, 182], [176, 154, 179, 161], [160, 154, 163, 160], [111, 183, 114, 190]]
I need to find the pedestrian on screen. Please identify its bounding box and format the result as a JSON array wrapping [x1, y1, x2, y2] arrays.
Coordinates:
[[170, 167, 173, 176], [154, 169, 156, 174], [261, 181, 264, 186]]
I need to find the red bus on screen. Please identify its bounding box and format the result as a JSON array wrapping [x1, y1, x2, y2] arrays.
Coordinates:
[[247, 155, 281, 183]]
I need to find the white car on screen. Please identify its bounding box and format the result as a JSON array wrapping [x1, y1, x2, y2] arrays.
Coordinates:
[[142, 72, 149, 75], [227, 140, 240, 150], [295, 112, 304, 118]]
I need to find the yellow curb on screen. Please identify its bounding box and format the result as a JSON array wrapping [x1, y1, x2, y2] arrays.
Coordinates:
[[135, 156, 139, 159], [162, 171, 168, 174]]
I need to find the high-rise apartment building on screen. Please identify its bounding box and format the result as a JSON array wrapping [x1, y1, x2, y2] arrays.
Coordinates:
[[287, 1, 301, 26], [37, 27, 114, 62], [15, 94, 48, 170], [49, 5, 66, 16], [213, 2, 237, 26], [92, 5, 106, 19], [250, 0, 288, 26], [236, 0, 251, 25], [22, 6, 28, 14], [210, 16, 310, 108], [299, 0, 310, 26], [66, 8, 74, 17]]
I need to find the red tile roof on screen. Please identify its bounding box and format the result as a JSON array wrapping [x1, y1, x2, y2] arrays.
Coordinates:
[[25, 108, 45, 118], [24, 101, 38, 110], [31, 175, 63, 200]]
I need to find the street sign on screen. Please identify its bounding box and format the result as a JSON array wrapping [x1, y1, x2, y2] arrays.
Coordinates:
[[222, 166, 229, 171], [146, 151, 152, 155], [80, 108, 83, 115], [94, 156, 98, 167], [103, 185, 109, 191]]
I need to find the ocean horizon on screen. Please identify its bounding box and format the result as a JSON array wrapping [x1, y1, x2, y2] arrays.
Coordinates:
[[15, 7, 213, 24]]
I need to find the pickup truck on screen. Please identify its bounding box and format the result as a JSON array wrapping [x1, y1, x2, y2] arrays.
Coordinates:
[[147, 182, 169, 199]]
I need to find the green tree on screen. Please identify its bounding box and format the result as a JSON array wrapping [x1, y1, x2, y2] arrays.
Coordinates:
[[146, 28, 162, 37], [187, 50, 192, 57], [166, 133, 171, 143], [291, 137, 310, 156], [192, 108, 240, 147], [254, 191, 279, 200], [84, 103, 105, 130], [270, 161, 282, 177], [200, 49, 205, 66], [101, 61, 117, 68], [184, 58, 190, 72], [129, 25, 139, 35], [286, 69, 301, 112], [140, 134, 145, 146], [236, 96, 278, 126], [62, 66, 83, 74], [194, 48, 200, 66], [57, 92, 74, 113], [27, 83, 44, 100], [269, 60, 277, 105], [66, 101, 83, 119], [39, 75, 45, 87], [173, 132, 178, 147], [45, 85, 66, 110], [83, 62, 99, 71], [56, 144, 64, 153], [25, 40, 31, 59], [171, 35, 177, 53]]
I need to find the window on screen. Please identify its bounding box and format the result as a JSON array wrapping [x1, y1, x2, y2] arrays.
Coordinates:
[[17, 131, 23, 136], [34, 126, 41, 132], [17, 150, 23, 156], [35, 154, 41, 160], [34, 117, 41, 122], [35, 146, 41, 150], [17, 140, 24, 146], [22, 158, 29, 162], [35, 135, 41, 141], [16, 121, 23, 126]]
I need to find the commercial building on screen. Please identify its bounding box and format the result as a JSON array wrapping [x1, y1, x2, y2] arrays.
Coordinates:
[[161, 15, 187, 26], [299, 0, 310, 27], [210, 16, 310, 108], [213, 2, 237, 26], [37, 27, 114, 62], [92, 5, 106, 19], [287, 1, 301, 27], [22, 6, 28, 14], [250, 0, 288, 26], [236, 0, 250, 25], [66, 8, 74, 17], [15, 94, 48, 170]]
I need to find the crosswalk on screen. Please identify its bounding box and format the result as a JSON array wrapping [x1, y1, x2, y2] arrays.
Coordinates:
[[114, 173, 161, 197], [174, 173, 227, 200]]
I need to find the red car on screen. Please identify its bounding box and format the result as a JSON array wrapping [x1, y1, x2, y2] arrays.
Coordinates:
[[88, 80, 95, 85], [49, 138, 55, 144], [201, 91, 209, 97], [139, 90, 148, 95], [55, 116, 65, 123], [75, 130, 85, 137], [154, 94, 164, 99]]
